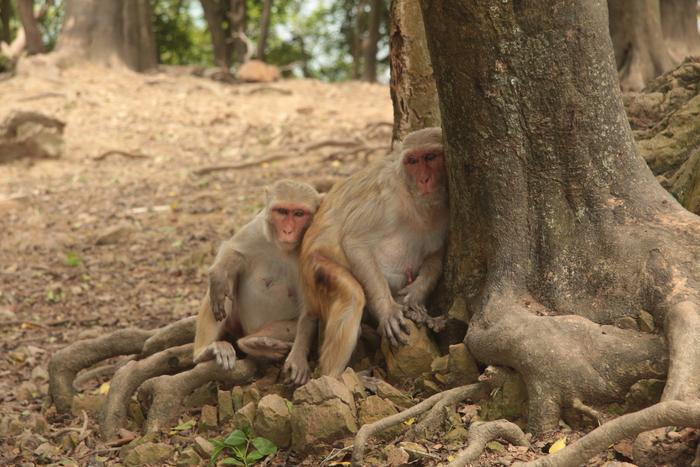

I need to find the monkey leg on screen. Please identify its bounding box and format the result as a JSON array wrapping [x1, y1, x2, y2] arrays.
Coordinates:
[[318, 269, 367, 379], [237, 319, 296, 360]]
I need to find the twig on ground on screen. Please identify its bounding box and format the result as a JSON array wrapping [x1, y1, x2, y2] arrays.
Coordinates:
[[514, 401, 700, 467], [93, 150, 150, 161], [448, 420, 529, 467], [571, 398, 603, 425], [320, 445, 353, 467], [17, 92, 66, 102]]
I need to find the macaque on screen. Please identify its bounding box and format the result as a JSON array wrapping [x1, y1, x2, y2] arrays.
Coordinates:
[[284, 127, 448, 384], [193, 179, 322, 370]]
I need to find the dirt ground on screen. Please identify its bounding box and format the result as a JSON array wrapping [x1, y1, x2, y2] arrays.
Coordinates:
[[1, 66, 697, 467]]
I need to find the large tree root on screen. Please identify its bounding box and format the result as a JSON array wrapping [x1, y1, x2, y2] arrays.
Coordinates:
[[49, 328, 155, 413], [514, 401, 700, 467], [140, 316, 196, 356], [101, 344, 195, 440], [137, 359, 257, 434], [448, 420, 529, 467]]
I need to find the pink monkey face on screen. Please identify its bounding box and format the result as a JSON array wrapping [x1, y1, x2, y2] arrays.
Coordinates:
[[270, 203, 313, 246], [403, 149, 445, 195]]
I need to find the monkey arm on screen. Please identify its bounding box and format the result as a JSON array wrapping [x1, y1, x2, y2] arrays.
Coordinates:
[[398, 247, 445, 306], [208, 244, 246, 322], [284, 307, 317, 385]]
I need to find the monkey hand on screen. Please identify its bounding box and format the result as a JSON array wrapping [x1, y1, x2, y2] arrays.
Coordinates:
[[397, 280, 429, 309], [379, 302, 410, 347], [208, 265, 234, 322], [194, 341, 237, 370], [283, 351, 311, 385]]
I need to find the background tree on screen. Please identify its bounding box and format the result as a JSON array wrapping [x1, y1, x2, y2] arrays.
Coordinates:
[[608, 0, 676, 91], [660, 0, 700, 62], [16, 0, 45, 54], [361, 0, 382, 82], [0, 0, 13, 45], [200, 0, 233, 68], [53, 0, 157, 71], [256, 0, 273, 60], [422, 0, 700, 455], [152, 0, 211, 65]]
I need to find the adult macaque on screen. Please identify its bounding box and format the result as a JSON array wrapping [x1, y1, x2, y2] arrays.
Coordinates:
[[284, 127, 448, 384], [193, 180, 322, 370]]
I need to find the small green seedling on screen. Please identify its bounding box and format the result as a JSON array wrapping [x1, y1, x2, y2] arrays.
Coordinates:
[[208, 427, 277, 466]]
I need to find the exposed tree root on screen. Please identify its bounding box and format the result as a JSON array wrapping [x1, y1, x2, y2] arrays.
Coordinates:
[[137, 359, 257, 434], [101, 344, 195, 440], [571, 398, 603, 426], [49, 328, 155, 413], [141, 316, 196, 356], [351, 382, 488, 466], [73, 361, 130, 390], [92, 150, 150, 161], [515, 401, 700, 467], [448, 420, 529, 467]]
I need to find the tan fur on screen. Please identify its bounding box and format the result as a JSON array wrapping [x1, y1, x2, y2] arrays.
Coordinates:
[[193, 179, 321, 370], [284, 127, 448, 382]]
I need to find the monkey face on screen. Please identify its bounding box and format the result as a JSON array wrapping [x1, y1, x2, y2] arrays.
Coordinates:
[[403, 149, 445, 195], [270, 203, 314, 249]]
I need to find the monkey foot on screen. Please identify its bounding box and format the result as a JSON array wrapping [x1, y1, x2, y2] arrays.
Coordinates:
[[238, 336, 292, 361], [403, 304, 446, 332]]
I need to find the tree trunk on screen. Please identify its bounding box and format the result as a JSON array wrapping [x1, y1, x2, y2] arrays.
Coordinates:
[[229, 0, 247, 64], [256, 0, 273, 61], [0, 0, 12, 45], [422, 0, 700, 436], [200, 0, 232, 68], [389, 0, 440, 143], [17, 0, 45, 54], [54, 0, 157, 71], [660, 0, 700, 62], [608, 0, 677, 91], [362, 0, 382, 82], [352, 0, 367, 80]]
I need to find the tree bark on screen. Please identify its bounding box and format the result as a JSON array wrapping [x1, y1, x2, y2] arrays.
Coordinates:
[[660, 0, 700, 62], [256, 0, 273, 61], [608, 0, 677, 91], [389, 0, 440, 143], [422, 0, 700, 435], [362, 0, 382, 82], [1, 0, 13, 45], [229, 0, 247, 64], [200, 0, 232, 68], [54, 0, 157, 71], [352, 0, 367, 79]]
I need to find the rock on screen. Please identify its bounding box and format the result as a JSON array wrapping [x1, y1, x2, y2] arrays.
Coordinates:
[[479, 371, 528, 422], [358, 396, 399, 439], [290, 376, 358, 452], [31, 366, 49, 382], [431, 355, 449, 373], [123, 442, 174, 466], [34, 442, 61, 462], [237, 60, 281, 83], [231, 386, 244, 411], [176, 446, 202, 467], [16, 381, 40, 401], [232, 401, 257, 431], [486, 440, 505, 452], [254, 394, 292, 448], [447, 296, 470, 324], [293, 375, 355, 414], [625, 379, 665, 411], [118, 432, 158, 459], [398, 441, 429, 460], [382, 445, 410, 466], [0, 111, 65, 162], [59, 432, 80, 451], [242, 385, 261, 407], [382, 320, 439, 382], [638, 310, 655, 332], [615, 316, 639, 330], [95, 224, 134, 246], [447, 343, 480, 386], [199, 404, 218, 431], [71, 393, 106, 418], [218, 390, 234, 424], [445, 426, 469, 443], [375, 380, 413, 409], [184, 381, 217, 407], [341, 368, 367, 400], [192, 436, 215, 458]]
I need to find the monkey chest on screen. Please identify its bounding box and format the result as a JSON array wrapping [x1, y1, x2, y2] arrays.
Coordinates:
[[375, 233, 435, 291], [238, 261, 299, 333]]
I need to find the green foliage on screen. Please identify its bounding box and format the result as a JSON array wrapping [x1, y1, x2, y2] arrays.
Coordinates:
[[64, 251, 82, 267], [208, 427, 277, 467], [152, 0, 212, 65], [38, 0, 64, 51]]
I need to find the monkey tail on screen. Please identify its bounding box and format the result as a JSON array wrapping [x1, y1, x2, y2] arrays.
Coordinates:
[[306, 253, 366, 378]]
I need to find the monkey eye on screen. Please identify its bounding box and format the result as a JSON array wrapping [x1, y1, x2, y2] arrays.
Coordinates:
[[406, 156, 418, 165], [293, 209, 306, 217], [425, 153, 437, 161], [275, 208, 289, 215]]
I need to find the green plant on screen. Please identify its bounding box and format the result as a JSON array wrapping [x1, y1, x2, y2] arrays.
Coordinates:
[[208, 427, 277, 466]]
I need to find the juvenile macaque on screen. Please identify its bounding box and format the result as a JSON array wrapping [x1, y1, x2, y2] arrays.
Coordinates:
[[193, 180, 322, 369], [284, 127, 448, 384]]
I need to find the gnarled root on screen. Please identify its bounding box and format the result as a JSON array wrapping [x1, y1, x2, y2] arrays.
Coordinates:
[[137, 359, 257, 434], [101, 344, 195, 440], [448, 420, 529, 467], [49, 328, 155, 413], [352, 382, 488, 466], [141, 317, 196, 356], [515, 401, 700, 467]]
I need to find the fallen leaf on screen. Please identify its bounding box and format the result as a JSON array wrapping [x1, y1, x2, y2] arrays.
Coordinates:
[[549, 436, 567, 454]]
